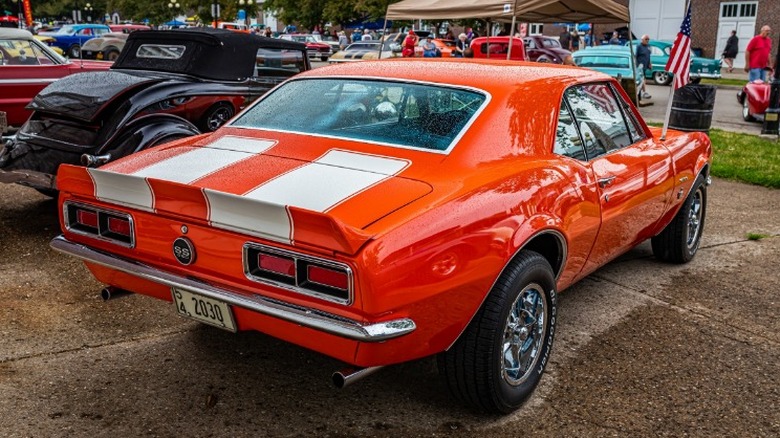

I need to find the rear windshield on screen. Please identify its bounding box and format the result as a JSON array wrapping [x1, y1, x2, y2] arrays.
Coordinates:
[[231, 78, 487, 152], [575, 55, 630, 69]]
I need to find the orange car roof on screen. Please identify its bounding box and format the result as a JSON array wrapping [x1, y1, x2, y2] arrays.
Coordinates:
[[298, 58, 610, 91]]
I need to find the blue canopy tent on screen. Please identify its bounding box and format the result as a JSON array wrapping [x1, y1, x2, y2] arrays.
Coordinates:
[[344, 18, 392, 30], [165, 19, 186, 26]]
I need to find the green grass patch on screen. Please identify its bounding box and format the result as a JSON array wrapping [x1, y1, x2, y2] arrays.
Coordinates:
[[700, 78, 748, 88], [708, 129, 780, 188], [746, 232, 770, 240]]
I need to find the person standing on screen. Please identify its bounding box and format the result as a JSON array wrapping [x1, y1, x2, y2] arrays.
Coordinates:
[[454, 33, 468, 58], [584, 27, 596, 48], [744, 25, 772, 82], [570, 30, 580, 51], [722, 30, 739, 72], [402, 30, 418, 58], [636, 34, 653, 99], [338, 31, 348, 51], [559, 28, 571, 51]]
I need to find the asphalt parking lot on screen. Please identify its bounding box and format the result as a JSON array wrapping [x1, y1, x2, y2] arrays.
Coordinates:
[[1, 171, 779, 436]]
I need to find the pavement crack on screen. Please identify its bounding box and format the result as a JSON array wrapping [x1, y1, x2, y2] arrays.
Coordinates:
[[589, 273, 780, 348], [0, 327, 194, 365]]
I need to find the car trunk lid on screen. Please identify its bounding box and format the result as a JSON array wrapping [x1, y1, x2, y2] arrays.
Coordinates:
[[26, 70, 169, 122], [57, 134, 433, 255]]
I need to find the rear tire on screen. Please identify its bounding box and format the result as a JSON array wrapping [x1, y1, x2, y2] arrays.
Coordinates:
[[106, 48, 121, 61], [199, 102, 235, 132], [438, 250, 557, 413], [651, 174, 707, 263], [68, 44, 81, 58], [653, 70, 671, 85], [742, 97, 755, 122]]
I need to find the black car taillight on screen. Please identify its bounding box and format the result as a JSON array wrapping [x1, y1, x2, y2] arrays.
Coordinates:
[[244, 243, 352, 304], [64, 202, 134, 247]]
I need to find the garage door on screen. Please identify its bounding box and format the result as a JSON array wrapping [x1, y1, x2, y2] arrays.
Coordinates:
[[630, 0, 685, 42], [715, 1, 757, 69]]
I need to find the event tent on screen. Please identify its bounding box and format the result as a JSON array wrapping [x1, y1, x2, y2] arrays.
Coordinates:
[[385, 0, 629, 23]]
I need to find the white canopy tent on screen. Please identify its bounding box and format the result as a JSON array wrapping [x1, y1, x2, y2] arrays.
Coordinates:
[[382, 0, 636, 100]]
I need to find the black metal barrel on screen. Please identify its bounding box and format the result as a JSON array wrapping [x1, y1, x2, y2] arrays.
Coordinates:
[[668, 84, 717, 132]]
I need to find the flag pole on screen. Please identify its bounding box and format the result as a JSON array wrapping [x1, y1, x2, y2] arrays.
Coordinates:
[[660, 0, 692, 141]]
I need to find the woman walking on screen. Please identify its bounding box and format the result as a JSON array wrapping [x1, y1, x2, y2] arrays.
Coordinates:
[[722, 30, 739, 73]]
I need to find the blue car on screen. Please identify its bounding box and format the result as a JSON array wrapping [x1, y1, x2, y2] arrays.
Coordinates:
[[39, 24, 111, 58]]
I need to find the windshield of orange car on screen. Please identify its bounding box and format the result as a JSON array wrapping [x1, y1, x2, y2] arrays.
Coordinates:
[[231, 78, 487, 152]]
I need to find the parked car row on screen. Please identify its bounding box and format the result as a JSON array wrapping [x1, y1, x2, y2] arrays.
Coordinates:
[[0, 28, 309, 192], [1, 26, 714, 415]]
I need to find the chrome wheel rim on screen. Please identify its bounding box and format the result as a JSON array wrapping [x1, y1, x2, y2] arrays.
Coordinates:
[[655, 71, 669, 84], [686, 186, 704, 249], [501, 283, 547, 386], [207, 107, 233, 131], [742, 99, 750, 119]]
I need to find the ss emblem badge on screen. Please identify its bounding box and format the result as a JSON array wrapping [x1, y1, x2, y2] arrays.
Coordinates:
[[173, 237, 196, 265]]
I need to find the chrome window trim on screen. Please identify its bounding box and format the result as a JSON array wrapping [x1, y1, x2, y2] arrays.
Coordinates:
[[228, 75, 493, 156]]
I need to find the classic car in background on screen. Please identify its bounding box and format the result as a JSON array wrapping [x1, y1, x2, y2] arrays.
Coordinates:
[[109, 24, 151, 33], [50, 59, 711, 413], [311, 33, 341, 53], [279, 34, 332, 61], [523, 35, 571, 64], [0, 28, 111, 132], [572, 45, 645, 101], [80, 32, 129, 60], [469, 36, 527, 61], [39, 23, 111, 58], [328, 41, 395, 63], [737, 77, 773, 122], [632, 39, 722, 85], [0, 28, 309, 193], [34, 34, 64, 55]]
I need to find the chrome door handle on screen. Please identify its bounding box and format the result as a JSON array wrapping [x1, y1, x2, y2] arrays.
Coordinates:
[[598, 176, 616, 188]]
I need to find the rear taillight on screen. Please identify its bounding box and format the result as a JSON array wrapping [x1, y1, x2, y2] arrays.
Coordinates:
[[244, 244, 352, 304], [64, 202, 134, 247]]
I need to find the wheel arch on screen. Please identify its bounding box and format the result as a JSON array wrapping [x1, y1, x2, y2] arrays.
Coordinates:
[[444, 227, 567, 351], [97, 113, 200, 158]]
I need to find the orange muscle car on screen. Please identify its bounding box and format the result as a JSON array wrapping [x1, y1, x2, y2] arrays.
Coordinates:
[[51, 59, 712, 414]]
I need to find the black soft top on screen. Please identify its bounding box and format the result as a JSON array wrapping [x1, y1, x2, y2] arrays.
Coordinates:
[[112, 28, 306, 81]]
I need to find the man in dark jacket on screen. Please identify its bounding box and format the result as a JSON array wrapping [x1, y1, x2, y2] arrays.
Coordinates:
[[636, 34, 653, 99]]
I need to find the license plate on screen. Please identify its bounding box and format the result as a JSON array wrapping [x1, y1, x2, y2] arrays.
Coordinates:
[[0, 111, 7, 133], [172, 288, 237, 332]]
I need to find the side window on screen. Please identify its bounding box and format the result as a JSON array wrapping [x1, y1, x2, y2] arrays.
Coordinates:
[[615, 86, 646, 143], [565, 83, 633, 159], [554, 102, 587, 160]]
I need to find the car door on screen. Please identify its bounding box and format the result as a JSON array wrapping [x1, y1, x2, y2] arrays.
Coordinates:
[[0, 38, 71, 126], [562, 83, 675, 272]]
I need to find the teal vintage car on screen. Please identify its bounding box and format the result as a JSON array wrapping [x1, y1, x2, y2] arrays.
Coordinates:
[[632, 39, 722, 85], [571, 46, 644, 85], [571, 46, 645, 104]]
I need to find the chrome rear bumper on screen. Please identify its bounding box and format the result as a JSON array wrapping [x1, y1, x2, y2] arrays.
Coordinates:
[[50, 235, 416, 342]]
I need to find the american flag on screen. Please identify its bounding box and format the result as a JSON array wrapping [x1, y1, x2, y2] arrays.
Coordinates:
[[665, 3, 692, 89]]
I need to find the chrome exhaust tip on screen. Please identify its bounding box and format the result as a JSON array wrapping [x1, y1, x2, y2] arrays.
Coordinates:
[[332, 366, 383, 389], [81, 153, 112, 167], [101, 286, 132, 301]]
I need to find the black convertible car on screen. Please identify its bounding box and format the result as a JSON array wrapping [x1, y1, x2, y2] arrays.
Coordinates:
[[0, 28, 309, 193]]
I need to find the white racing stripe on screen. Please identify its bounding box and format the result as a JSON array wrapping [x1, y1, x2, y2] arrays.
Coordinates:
[[87, 136, 275, 211], [207, 150, 409, 242], [132, 136, 276, 184], [88, 168, 154, 211]]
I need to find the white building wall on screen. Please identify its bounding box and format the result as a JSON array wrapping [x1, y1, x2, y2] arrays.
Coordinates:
[[630, 0, 686, 41]]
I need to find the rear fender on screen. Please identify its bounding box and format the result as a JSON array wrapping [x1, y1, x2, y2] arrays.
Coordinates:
[[97, 113, 200, 159]]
